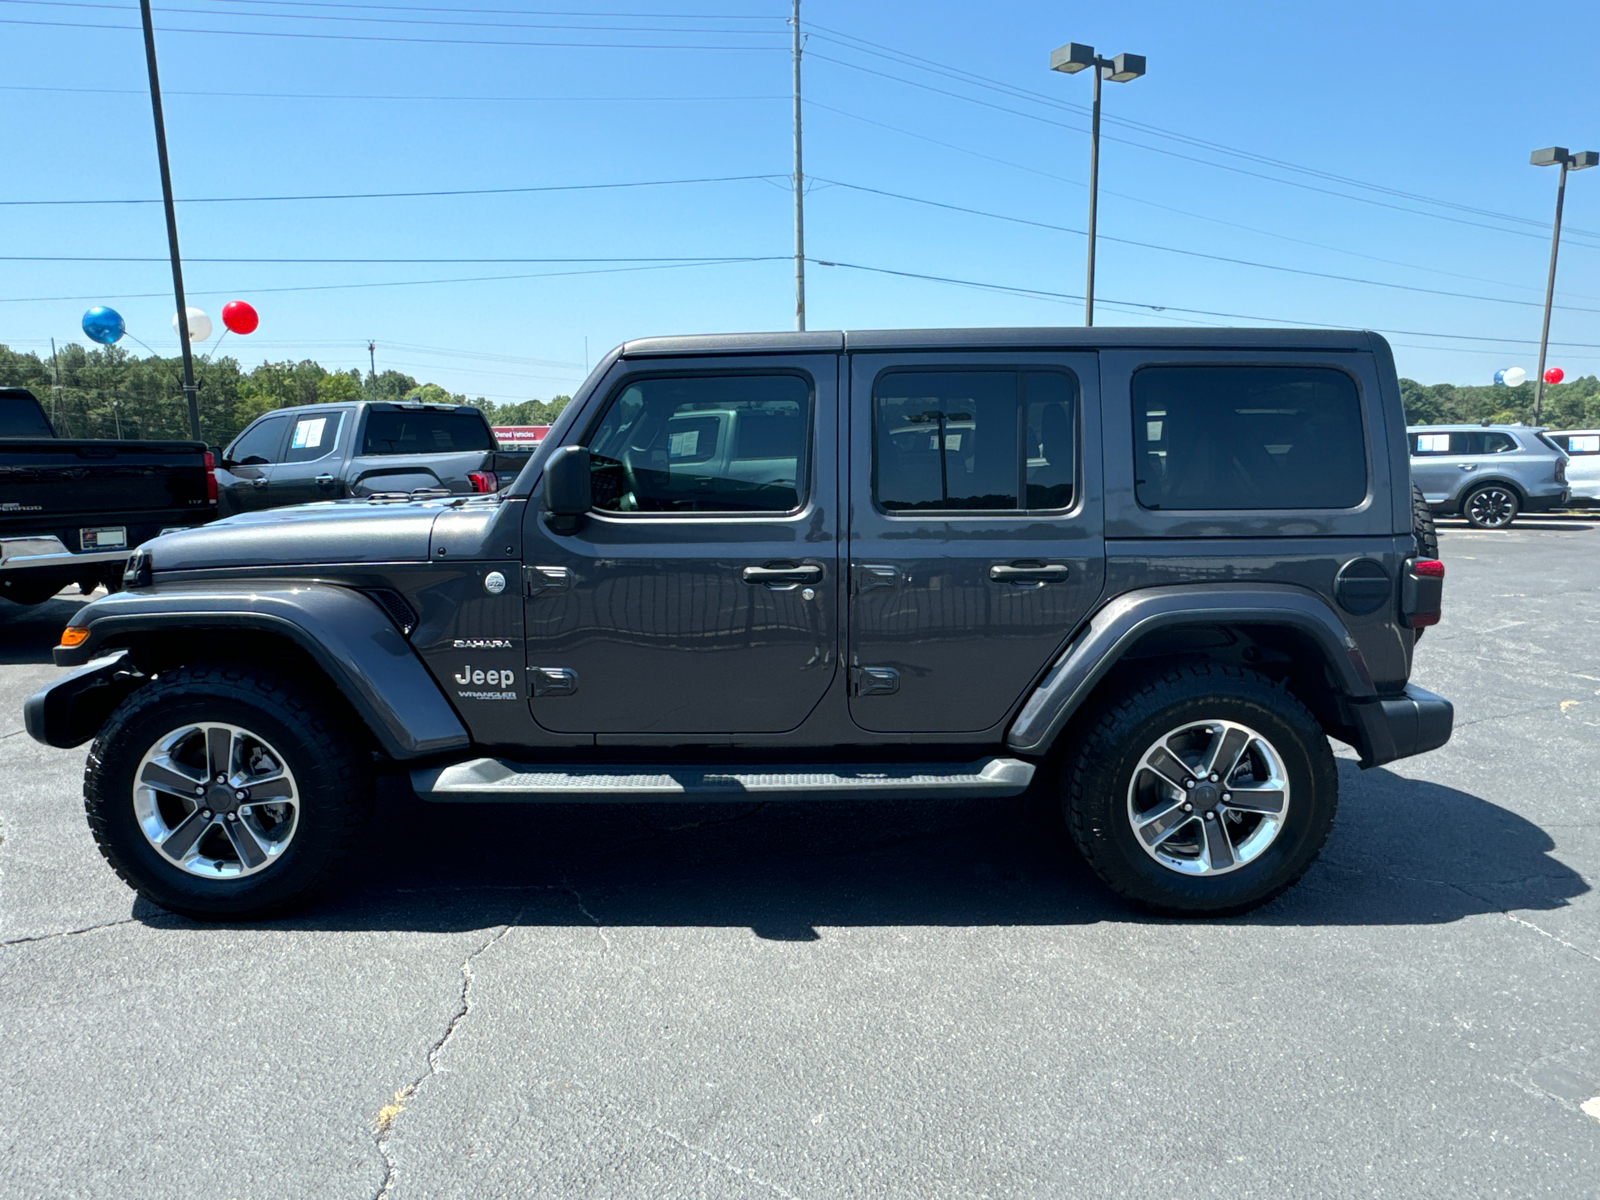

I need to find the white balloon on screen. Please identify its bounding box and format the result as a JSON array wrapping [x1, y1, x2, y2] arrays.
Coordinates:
[[172, 307, 213, 342], [1502, 366, 1527, 387]]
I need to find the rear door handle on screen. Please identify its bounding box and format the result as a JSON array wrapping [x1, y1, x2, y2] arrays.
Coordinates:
[[990, 562, 1069, 584], [742, 563, 823, 586], [315, 473, 336, 485]]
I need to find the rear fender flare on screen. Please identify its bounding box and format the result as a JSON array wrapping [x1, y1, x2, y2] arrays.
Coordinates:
[[1006, 584, 1376, 755], [49, 583, 469, 758]]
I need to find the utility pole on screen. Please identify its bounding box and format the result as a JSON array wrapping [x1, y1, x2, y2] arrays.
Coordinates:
[[791, 0, 806, 332], [1085, 63, 1102, 327], [138, 0, 201, 443], [368, 340, 377, 395], [1529, 147, 1597, 424], [49, 338, 61, 430]]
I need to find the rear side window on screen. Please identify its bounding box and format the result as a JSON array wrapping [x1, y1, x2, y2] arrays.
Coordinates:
[[362, 410, 493, 456], [283, 411, 345, 463], [1559, 433, 1600, 454], [1134, 365, 1365, 510], [585, 373, 811, 513], [0, 396, 54, 437], [872, 369, 1077, 513], [228, 414, 291, 465], [1451, 431, 1517, 455]]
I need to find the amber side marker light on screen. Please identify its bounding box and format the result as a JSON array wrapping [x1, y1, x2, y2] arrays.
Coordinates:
[[59, 627, 89, 648]]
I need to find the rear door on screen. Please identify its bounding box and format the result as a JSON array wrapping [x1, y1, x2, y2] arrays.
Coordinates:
[[266, 408, 351, 506], [522, 353, 839, 735], [845, 350, 1105, 734]]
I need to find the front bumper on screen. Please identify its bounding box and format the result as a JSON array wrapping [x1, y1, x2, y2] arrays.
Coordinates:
[[1349, 684, 1453, 769]]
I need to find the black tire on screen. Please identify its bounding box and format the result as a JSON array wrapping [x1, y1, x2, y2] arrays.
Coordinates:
[[1462, 483, 1519, 530], [1063, 663, 1338, 917], [1411, 482, 1439, 559], [84, 664, 374, 920]]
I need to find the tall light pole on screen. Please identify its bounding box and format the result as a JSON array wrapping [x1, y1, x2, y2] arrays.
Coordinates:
[[1530, 146, 1597, 424], [138, 0, 201, 442], [1050, 43, 1145, 327], [790, 0, 806, 332]]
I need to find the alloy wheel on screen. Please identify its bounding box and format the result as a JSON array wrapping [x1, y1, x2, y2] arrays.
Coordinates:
[[1466, 486, 1517, 529], [1126, 719, 1291, 876], [132, 722, 300, 879]]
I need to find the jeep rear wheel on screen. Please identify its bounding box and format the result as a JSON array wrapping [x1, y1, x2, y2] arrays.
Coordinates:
[[1463, 483, 1518, 530], [84, 665, 374, 920], [1063, 664, 1337, 916]]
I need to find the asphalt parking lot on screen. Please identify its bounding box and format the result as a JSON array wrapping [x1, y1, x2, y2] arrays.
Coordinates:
[[2, 518, 1598, 1198]]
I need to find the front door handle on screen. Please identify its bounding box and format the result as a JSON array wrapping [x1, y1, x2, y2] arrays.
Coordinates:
[[990, 562, 1069, 584], [252, 477, 269, 488], [742, 563, 823, 586]]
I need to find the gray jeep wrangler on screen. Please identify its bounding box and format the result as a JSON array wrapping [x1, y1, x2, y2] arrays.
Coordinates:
[[26, 328, 1451, 920]]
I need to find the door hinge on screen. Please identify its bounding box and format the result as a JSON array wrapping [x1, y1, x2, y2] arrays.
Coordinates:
[[529, 667, 579, 697], [523, 565, 572, 598], [850, 666, 900, 696]]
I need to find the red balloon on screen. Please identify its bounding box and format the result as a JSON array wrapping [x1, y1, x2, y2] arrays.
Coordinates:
[[1543, 366, 1564, 385], [221, 300, 259, 335]]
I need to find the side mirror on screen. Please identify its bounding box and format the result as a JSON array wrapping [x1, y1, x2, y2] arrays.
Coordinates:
[[543, 445, 591, 531]]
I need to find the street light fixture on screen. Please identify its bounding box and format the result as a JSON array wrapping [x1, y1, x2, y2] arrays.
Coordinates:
[[1530, 146, 1596, 423], [1051, 42, 1146, 326]]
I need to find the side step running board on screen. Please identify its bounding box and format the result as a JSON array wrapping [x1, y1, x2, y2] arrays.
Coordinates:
[[411, 756, 1035, 803]]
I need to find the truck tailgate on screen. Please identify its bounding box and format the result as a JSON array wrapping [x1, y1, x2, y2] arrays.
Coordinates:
[[0, 438, 211, 527]]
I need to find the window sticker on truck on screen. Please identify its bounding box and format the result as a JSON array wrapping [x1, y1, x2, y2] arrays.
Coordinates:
[[291, 417, 327, 450]]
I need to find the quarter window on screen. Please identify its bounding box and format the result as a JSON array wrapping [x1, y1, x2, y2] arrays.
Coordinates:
[[283, 412, 345, 463], [872, 369, 1077, 513], [585, 374, 811, 513], [1134, 365, 1366, 510]]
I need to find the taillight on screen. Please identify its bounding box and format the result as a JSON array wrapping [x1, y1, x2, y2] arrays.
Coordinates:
[[1555, 457, 1568, 484], [468, 471, 499, 493], [204, 450, 218, 504], [1403, 558, 1445, 628]]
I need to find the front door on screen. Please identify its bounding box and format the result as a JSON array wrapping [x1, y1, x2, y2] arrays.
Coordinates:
[[522, 354, 839, 735], [846, 351, 1106, 734], [216, 412, 291, 517], [1408, 429, 1458, 506]]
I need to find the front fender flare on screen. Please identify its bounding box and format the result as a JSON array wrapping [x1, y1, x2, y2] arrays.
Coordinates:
[[1006, 583, 1376, 755], [50, 582, 470, 759]]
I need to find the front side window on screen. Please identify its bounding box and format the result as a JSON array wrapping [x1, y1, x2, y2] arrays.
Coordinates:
[[585, 373, 811, 513], [283, 412, 345, 463], [872, 369, 1077, 513], [228, 414, 291, 465], [1134, 365, 1366, 510], [1412, 432, 1451, 455], [362, 410, 494, 456]]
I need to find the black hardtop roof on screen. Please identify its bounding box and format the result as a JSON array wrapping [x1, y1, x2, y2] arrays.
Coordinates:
[[621, 327, 1380, 357]]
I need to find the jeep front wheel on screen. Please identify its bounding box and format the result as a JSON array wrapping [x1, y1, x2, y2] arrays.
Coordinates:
[[1064, 665, 1337, 916], [84, 665, 374, 920]]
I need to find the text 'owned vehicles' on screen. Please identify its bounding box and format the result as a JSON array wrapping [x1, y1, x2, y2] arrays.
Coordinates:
[[27, 328, 1451, 920], [1408, 423, 1570, 529], [0, 387, 215, 606]]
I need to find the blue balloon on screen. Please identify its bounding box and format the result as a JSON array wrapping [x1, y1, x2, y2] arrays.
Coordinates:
[[82, 306, 125, 346], [1493, 369, 1506, 386]]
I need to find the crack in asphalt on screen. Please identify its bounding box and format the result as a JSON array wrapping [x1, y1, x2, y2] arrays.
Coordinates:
[[373, 903, 527, 1200], [560, 878, 611, 952], [1, 916, 141, 947]]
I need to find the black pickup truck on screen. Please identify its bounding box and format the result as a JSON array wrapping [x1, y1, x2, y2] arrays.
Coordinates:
[[0, 387, 214, 605], [214, 400, 534, 517], [28, 327, 1453, 921]]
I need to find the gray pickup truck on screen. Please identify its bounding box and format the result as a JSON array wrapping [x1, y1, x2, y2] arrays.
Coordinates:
[[0, 387, 214, 605], [215, 399, 533, 516], [27, 327, 1451, 920]]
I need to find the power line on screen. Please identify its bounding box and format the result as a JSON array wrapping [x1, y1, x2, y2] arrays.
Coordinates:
[[0, 15, 786, 49], [1, 83, 787, 101], [805, 50, 1600, 251], [802, 22, 1600, 242], [811, 177, 1600, 315], [0, 0, 787, 36], [201, 0, 783, 18], [3, 254, 778, 264], [805, 258, 1600, 352], [0, 172, 787, 206], [0, 256, 788, 303]]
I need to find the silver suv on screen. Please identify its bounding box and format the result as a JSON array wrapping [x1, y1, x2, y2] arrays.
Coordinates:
[[1408, 424, 1569, 529]]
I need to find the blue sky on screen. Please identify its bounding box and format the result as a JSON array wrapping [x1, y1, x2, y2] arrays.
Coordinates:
[[4, 0, 1598, 401]]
